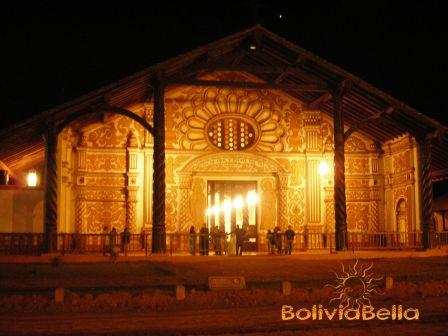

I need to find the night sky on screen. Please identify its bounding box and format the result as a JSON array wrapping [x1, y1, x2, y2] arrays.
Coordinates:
[[2, 1, 447, 128]]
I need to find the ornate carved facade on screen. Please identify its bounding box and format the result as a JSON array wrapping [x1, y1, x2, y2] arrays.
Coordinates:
[[56, 72, 421, 245]]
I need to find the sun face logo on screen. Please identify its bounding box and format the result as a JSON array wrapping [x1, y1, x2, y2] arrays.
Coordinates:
[[326, 259, 384, 310]]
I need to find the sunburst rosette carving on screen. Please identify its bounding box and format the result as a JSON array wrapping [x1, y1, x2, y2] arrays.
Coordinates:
[[176, 87, 286, 151]]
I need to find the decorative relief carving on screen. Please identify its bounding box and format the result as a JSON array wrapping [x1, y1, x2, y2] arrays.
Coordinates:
[[84, 116, 144, 148], [346, 179, 370, 188], [166, 156, 175, 184], [84, 176, 126, 187], [303, 111, 321, 126], [84, 202, 126, 233], [345, 158, 369, 175], [188, 178, 206, 230], [393, 151, 411, 173], [325, 200, 335, 233], [392, 173, 412, 185], [260, 179, 277, 230], [291, 160, 305, 186], [321, 120, 334, 150], [183, 153, 284, 174], [288, 187, 305, 232], [369, 201, 380, 232], [285, 105, 305, 152], [166, 186, 178, 233], [172, 86, 287, 151], [346, 190, 371, 202], [126, 188, 138, 232], [77, 189, 126, 202], [75, 199, 86, 233], [345, 136, 368, 153], [278, 183, 289, 229], [306, 130, 321, 151], [85, 154, 126, 172], [347, 203, 369, 232]]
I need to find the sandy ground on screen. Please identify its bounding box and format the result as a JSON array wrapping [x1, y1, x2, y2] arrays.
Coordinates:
[[1, 255, 447, 335], [1, 255, 447, 290], [1, 296, 447, 336]]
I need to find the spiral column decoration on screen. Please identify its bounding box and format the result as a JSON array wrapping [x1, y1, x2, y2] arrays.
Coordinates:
[[277, 174, 289, 229], [152, 77, 167, 253], [333, 90, 348, 251], [44, 124, 58, 253], [419, 138, 434, 249]]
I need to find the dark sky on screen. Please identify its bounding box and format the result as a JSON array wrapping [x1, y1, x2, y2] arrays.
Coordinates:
[[1, 1, 447, 130]]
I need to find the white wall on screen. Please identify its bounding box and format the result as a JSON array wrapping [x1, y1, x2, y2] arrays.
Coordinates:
[[0, 189, 44, 232]]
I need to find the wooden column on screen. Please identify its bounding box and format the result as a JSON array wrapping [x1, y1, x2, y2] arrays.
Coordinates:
[[442, 211, 446, 231], [418, 138, 434, 249], [152, 77, 167, 253], [333, 89, 348, 251], [44, 123, 58, 253]]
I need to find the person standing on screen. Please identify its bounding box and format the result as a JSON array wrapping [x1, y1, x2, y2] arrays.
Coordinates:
[[121, 227, 131, 256], [199, 224, 209, 255], [235, 225, 246, 256], [284, 225, 295, 255], [266, 229, 275, 254], [274, 226, 282, 255], [101, 226, 109, 256], [189, 225, 196, 256], [110, 227, 118, 260]]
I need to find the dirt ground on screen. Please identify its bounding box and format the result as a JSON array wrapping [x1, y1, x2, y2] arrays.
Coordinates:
[[1, 255, 447, 335], [1, 255, 448, 290], [1, 296, 447, 336]]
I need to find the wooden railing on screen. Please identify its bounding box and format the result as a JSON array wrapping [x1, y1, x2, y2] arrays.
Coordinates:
[[0, 231, 446, 255]]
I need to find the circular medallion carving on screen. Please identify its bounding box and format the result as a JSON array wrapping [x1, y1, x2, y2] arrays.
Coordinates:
[[205, 115, 258, 151]]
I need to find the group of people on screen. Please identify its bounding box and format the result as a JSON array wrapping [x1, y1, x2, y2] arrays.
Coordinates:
[[101, 226, 131, 258], [266, 225, 295, 255], [189, 224, 247, 256]]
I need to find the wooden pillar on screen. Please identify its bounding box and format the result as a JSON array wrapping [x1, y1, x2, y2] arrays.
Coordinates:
[[44, 123, 58, 253], [418, 138, 434, 249], [442, 211, 446, 231], [333, 89, 348, 251], [152, 76, 166, 253]]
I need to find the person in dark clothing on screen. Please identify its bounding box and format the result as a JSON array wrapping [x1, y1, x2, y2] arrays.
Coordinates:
[[267, 229, 276, 254], [274, 226, 282, 254], [189, 225, 196, 256], [235, 225, 246, 256], [121, 227, 131, 256], [110, 228, 118, 260], [284, 225, 295, 255], [199, 224, 209, 255]]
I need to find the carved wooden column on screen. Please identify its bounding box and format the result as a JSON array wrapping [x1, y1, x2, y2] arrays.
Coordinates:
[[333, 88, 348, 251], [152, 76, 166, 253], [278, 174, 289, 229], [44, 122, 58, 253], [418, 138, 434, 249]]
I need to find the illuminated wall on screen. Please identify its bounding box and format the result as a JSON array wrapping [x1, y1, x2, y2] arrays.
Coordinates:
[[53, 72, 421, 236]]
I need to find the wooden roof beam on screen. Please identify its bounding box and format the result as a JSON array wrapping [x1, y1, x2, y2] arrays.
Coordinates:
[[305, 92, 332, 110], [166, 79, 328, 92], [344, 106, 395, 142], [274, 56, 302, 83]]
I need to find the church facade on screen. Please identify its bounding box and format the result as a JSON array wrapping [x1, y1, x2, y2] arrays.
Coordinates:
[[0, 25, 446, 252]]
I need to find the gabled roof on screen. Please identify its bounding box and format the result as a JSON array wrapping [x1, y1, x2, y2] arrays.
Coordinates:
[[1, 25, 447, 173]]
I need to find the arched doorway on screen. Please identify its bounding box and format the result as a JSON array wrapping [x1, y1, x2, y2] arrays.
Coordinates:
[[179, 152, 289, 251]]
